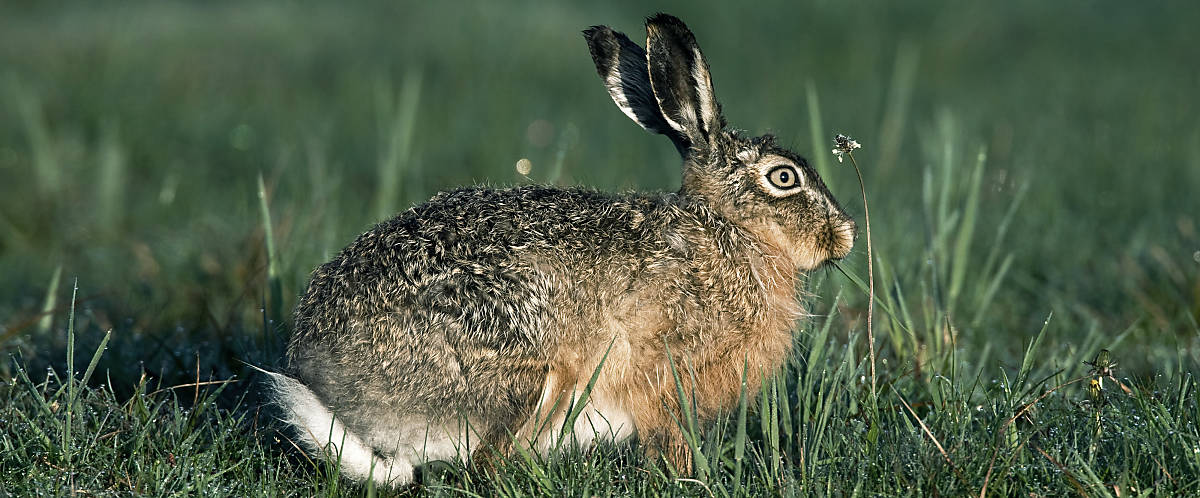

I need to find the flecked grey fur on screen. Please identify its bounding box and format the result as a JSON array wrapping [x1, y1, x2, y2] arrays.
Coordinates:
[[277, 13, 857, 481]]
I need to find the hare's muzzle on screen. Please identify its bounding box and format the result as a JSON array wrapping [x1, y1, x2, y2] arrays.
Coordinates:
[[826, 216, 856, 261]]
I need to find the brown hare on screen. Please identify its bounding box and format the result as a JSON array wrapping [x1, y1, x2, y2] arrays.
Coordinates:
[[264, 13, 855, 486]]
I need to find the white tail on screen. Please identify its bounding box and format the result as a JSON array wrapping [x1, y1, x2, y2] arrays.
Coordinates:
[[258, 368, 413, 486]]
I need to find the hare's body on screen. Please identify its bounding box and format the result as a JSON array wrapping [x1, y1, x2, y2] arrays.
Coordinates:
[[269, 14, 855, 487]]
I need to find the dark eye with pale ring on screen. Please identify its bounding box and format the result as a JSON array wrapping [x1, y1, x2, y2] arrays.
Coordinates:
[[766, 165, 800, 189]]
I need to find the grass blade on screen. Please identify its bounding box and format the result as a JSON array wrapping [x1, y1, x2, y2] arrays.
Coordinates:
[[947, 147, 986, 313], [37, 264, 62, 335], [558, 337, 615, 445], [97, 119, 127, 233], [875, 41, 919, 174], [373, 69, 423, 221], [806, 80, 831, 187], [257, 172, 282, 333], [970, 254, 1013, 328], [1016, 311, 1052, 390], [78, 329, 112, 394], [733, 358, 749, 486], [10, 76, 60, 194], [64, 280, 78, 454], [663, 340, 709, 481]]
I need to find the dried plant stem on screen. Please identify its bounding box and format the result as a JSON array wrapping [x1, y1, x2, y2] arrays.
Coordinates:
[[847, 151, 876, 401], [896, 388, 966, 485], [1033, 444, 1090, 497]]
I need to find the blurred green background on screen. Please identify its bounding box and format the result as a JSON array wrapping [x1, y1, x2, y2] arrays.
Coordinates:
[[1, 0, 1197, 385]]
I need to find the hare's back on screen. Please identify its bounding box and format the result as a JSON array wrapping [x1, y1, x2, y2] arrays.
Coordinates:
[[291, 185, 675, 348], [336, 184, 667, 284]]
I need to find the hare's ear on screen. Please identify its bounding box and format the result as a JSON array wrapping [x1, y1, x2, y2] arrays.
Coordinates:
[[584, 25, 690, 155], [645, 14, 723, 149]]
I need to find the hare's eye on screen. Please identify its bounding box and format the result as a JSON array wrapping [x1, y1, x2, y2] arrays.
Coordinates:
[[767, 166, 800, 189]]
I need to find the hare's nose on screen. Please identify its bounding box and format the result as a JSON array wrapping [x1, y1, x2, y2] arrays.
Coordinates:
[[844, 217, 859, 241]]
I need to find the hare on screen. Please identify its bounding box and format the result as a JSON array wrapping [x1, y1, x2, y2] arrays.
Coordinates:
[[264, 13, 855, 487]]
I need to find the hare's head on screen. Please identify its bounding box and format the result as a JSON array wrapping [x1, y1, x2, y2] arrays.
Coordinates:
[[585, 14, 855, 270]]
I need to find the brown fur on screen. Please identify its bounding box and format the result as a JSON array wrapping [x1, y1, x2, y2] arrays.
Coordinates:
[[272, 13, 855, 485]]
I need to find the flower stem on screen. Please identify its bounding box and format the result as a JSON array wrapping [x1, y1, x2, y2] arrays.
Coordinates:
[[847, 151, 876, 402]]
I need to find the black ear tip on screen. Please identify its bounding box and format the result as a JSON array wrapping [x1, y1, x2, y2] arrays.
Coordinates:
[[583, 26, 621, 76], [583, 25, 619, 53], [645, 13, 689, 30], [583, 25, 610, 40]]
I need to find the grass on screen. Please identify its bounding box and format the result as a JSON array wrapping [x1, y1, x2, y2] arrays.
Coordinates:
[[2, 0, 1199, 495]]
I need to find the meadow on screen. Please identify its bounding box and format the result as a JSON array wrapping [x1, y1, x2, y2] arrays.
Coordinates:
[[1, 0, 1199, 495]]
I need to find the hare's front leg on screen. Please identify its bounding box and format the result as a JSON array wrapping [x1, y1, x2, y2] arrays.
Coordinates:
[[630, 388, 695, 475]]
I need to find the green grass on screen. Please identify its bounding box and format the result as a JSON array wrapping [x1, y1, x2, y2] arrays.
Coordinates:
[[2, 0, 1199, 495]]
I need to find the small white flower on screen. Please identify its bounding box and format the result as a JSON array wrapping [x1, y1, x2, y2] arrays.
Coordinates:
[[832, 134, 862, 163]]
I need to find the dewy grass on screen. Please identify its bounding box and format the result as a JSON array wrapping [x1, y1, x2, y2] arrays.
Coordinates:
[[3, 282, 1199, 496]]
